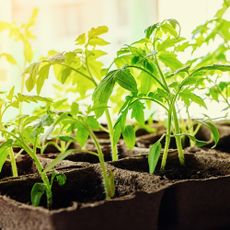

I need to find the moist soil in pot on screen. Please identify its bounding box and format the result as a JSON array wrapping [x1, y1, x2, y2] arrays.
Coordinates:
[[111, 147, 230, 230], [0, 164, 169, 230]]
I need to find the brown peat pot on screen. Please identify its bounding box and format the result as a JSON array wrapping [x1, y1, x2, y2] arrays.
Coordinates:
[[111, 148, 230, 230], [0, 163, 168, 230]]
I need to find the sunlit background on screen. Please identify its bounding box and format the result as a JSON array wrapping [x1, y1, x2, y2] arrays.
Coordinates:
[[0, 0, 229, 119]]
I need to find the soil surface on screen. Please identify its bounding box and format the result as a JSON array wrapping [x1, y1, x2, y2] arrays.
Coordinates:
[[111, 148, 230, 181]]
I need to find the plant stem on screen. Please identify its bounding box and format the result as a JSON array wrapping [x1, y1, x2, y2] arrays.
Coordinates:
[[105, 109, 118, 161], [9, 147, 18, 177], [161, 110, 172, 170], [172, 106, 185, 165], [186, 108, 196, 147], [84, 53, 118, 161], [17, 137, 52, 208], [88, 127, 111, 200]]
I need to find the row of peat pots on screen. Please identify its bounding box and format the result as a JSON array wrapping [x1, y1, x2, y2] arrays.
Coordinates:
[[0, 121, 229, 230]]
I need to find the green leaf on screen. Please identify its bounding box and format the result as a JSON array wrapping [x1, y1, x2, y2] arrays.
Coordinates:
[[36, 64, 50, 94], [76, 124, 89, 147], [122, 125, 135, 149], [93, 71, 116, 117], [0, 140, 13, 173], [55, 173, 67, 186], [17, 94, 52, 104], [158, 51, 183, 71], [25, 63, 39, 92], [131, 100, 145, 125], [180, 90, 207, 108], [23, 39, 33, 63], [115, 69, 137, 92], [148, 141, 161, 174], [88, 37, 109, 46], [145, 23, 158, 38], [58, 135, 74, 142], [70, 102, 79, 115], [6, 86, 15, 101], [31, 183, 46, 207], [88, 26, 108, 38], [86, 116, 100, 130], [192, 64, 230, 76], [161, 19, 179, 37], [0, 53, 17, 64], [75, 33, 86, 45], [200, 120, 220, 148], [60, 68, 71, 84]]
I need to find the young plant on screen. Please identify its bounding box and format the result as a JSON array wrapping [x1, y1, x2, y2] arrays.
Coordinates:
[[93, 19, 230, 172], [24, 26, 135, 161], [0, 94, 71, 208], [44, 104, 115, 200]]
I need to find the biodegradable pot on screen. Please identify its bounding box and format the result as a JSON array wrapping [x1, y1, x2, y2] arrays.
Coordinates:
[[111, 148, 230, 230], [158, 148, 230, 230], [0, 164, 168, 230]]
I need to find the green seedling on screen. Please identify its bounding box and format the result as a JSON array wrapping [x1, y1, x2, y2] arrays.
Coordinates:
[[0, 93, 72, 208], [93, 18, 230, 172], [24, 26, 121, 161]]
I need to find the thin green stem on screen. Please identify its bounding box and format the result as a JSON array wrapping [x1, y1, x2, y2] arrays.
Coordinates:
[[87, 127, 111, 200], [105, 109, 118, 161], [9, 147, 18, 177], [154, 56, 170, 93], [84, 53, 118, 161], [161, 109, 172, 170], [172, 106, 184, 165]]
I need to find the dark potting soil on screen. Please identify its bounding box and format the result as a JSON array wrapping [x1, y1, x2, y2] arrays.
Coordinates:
[[0, 155, 34, 179], [111, 148, 230, 181], [0, 163, 168, 210]]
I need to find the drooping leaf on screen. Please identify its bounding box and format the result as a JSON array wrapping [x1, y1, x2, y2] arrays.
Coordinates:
[[130, 100, 145, 125], [122, 125, 135, 149], [148, 141, 161, 174], [115, 69, 137, 92], [200, 120, 220, 148], [36, 64, 50, 94], [25, 63, 39, 92], [92, 71, 116, 117], [76, 124, 89, 147], [31, 183, 46, 207], [145, 23, 158, 38], [180, 90, 207, 108]]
